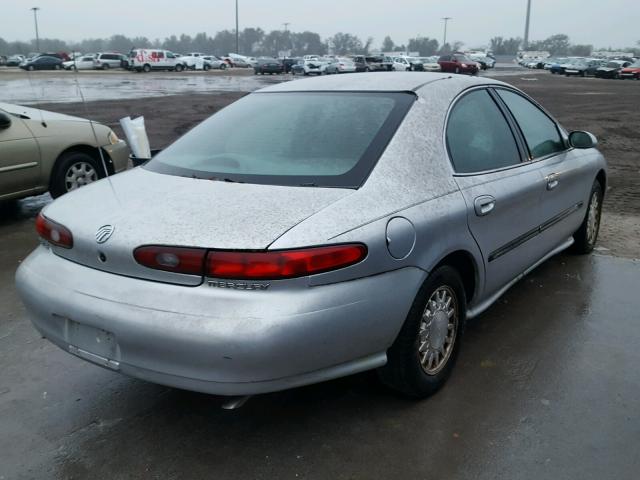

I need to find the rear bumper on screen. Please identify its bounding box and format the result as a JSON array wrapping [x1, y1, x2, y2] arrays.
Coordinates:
[[103, 140, 129, 173], [16, 246, 423, 395]]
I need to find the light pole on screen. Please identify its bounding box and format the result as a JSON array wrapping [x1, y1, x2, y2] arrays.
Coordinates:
[[523, 0, 532, 49], [283, 22, 290, 32], [235, 0, 239, 54], [441, 17, 452, 51], [31, 7, 40, 52]]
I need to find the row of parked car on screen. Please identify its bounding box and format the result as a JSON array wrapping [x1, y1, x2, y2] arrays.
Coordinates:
[[255, 52, 495, 77], [520, 56, 640, 79], [3, 50, 497, 77], [0, 50, 255, 72]]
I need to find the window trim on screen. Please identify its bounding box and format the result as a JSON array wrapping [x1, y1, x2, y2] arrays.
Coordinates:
[[444, 86, 528, 177], [490, 86, 570, 163]]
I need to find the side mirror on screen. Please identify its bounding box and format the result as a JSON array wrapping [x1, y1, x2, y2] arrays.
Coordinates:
[[569, 131, 598, 149], [0, 111, 11, 130]]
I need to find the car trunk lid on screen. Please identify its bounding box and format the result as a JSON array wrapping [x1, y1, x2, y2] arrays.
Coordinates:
[[44, 168, 352, 285]]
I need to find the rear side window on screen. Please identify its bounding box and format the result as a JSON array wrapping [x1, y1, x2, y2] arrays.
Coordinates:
[[496, 89, 564, 159], [446, 90, 521, 173]]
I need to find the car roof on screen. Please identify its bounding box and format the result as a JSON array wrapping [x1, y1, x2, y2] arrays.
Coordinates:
[[258, 72, 506, 96]]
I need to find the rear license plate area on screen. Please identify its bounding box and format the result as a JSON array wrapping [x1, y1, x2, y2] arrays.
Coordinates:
[[64, 319, 119, 368]]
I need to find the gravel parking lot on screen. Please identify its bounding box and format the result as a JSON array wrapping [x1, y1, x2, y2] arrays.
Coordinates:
[[1, 69, 639, 479]]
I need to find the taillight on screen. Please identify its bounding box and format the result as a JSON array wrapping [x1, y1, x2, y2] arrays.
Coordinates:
[[36, 212, 73, 248], [206, 244, 367, 280], [134, 246, 206, 275]]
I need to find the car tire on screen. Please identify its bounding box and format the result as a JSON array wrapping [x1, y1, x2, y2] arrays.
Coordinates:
[[204, 64, 210, 71], [175, 64, 184, 72], [50, 151, 105, 199], [572, 180, 604, 254], [54, 64, 61, 70], [27, 65, 35, 71], [102, 63, 110, 70], [142, 64, 151, 73], [378, 265, 466, 398]]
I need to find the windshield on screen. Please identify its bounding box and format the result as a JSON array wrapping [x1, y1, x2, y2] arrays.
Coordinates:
[[145, 92, 415, 188]]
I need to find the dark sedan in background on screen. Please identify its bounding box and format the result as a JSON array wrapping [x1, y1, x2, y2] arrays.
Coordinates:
[[564, 59, 605, 77], [19, 55, 64, 71], [595, 60, 632, 79], [254, 58, 284, 75]]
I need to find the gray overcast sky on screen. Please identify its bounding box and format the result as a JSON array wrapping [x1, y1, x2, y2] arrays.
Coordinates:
[[3, 0, 638, 49]]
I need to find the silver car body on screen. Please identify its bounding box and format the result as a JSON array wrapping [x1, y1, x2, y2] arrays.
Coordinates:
[[16, 73, 606, 395]]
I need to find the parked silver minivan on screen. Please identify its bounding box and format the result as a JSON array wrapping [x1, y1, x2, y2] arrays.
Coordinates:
[[93, 53, 124, 70]]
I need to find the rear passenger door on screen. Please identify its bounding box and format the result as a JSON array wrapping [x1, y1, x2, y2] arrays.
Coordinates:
[[447, 88, 548, 298], [494, 87, 589, 250]]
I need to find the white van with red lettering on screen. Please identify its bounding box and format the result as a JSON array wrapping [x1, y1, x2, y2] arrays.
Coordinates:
[[129, 49, 182, 72]]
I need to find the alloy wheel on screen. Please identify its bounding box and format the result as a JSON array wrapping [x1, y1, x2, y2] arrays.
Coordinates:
[[64, 161, 98, 192]]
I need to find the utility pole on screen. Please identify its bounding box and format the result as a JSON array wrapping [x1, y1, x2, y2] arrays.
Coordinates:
[[283, 22, 290, 32], [31, 7, 40, 52], [523, 0, 532, 49], [441, 17, 452, 51], [235, 0, 239, 54]]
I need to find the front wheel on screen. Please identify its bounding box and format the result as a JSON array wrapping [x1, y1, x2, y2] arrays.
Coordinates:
[[50, 151, 105, 198], [378, 265, 466, 398], [572, 180, 603, 254]]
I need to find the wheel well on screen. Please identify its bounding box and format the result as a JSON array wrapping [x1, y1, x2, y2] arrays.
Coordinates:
[[50, 145, 114, 188], [596, 169, 607, 194], [434, 251, 477, 304]]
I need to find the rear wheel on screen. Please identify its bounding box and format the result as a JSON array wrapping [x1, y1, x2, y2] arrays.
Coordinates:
[[102, 63, 110, 70], [572, 180, 603, 254], [50, 151, 105, 198], [379, 265, 466, 398], [143, 64, 151, 73], [175, 64, 184, 72], [203, 64, 210, 71]]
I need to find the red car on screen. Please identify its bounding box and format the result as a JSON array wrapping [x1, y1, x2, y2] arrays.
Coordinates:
[[619, 61, 640, 79], [438, 53, 479, 75]]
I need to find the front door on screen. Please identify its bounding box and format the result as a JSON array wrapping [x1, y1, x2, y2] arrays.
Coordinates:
[[493, 88, 589, 252]]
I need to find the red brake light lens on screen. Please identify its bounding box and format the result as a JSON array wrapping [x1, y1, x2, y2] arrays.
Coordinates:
[[134, 246, 206, 275], [35, 212, 73, 248], [205, 244, 367, 280]]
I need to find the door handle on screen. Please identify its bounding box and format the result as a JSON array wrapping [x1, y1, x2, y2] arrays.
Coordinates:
[[546, 173, 560, 190], [474, 195, 496, 216]]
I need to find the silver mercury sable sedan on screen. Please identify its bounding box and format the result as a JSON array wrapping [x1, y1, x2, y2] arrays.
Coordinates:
[[16, 73, 606, 399]]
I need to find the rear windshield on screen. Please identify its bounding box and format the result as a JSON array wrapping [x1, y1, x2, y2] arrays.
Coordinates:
[[146, 92, 414, 188]]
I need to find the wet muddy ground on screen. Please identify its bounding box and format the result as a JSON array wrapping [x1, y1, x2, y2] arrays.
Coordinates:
[[1, 70, 639, 479]]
